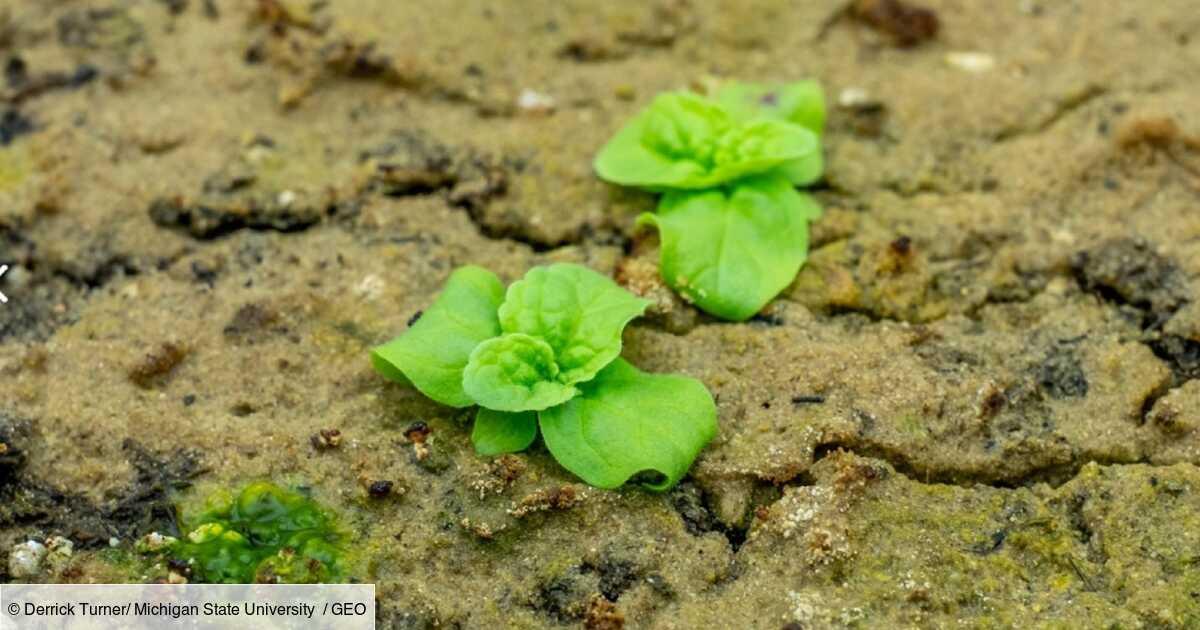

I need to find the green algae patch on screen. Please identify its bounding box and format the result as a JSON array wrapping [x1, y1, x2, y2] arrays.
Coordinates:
[[169, 482, 349, 583]]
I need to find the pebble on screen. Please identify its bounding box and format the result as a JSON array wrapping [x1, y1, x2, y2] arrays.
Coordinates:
[[44, 536, 74, 569], [517, 89, 556, 115], [838, 87, 872, 108], [8, 540, 47, 579], [137, 531, 177, 552], [944, 52, 995, 73]]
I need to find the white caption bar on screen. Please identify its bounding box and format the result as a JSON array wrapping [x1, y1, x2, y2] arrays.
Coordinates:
[[1, 583, 374, 629]]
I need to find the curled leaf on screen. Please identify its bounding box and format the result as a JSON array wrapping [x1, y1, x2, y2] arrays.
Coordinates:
[[639, 175, 819, 321], [714, 81, 826, 186], [370, 265, 504, 407], [463, 333, 578, 412], [594, 92, 819, 191], [538, 358, 717, 491], [499, 263, 649, 386]]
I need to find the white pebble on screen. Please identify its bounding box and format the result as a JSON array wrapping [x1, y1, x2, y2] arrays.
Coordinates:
[[838, 87, 872, 108], [517, 89, 556, 114], [8, 540, 47, 579], [109, 537, 121, 548], [136, 531, 177, 552], [945, 52, 995, 73]]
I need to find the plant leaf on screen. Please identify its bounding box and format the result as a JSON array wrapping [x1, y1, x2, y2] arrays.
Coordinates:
[[472, 408, 538, 455], [498, 263, 649, 386], [370, 265, 504, 407], [714, 80, 826, 133], [715, 81, 826, 186], [462, 333, 578, 412], [639, 175, 818, 321], [538, 358, 717, 491], [594, 92, 818, 190]]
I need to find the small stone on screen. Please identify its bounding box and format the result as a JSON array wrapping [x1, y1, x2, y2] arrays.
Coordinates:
[[838, 87, 872, 108], [404, 422, 431, 443], [45, 536, 74, 568], [517, 89, 556, 115], [46, 536, 73, 557], [136, 532, 178, 553], [944, 52, 995, 73], [9, 540, 47, 578], [311, 428, 343, 451], [108, 537, 121, 548]]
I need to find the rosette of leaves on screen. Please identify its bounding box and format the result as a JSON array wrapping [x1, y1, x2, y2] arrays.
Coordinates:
[[594, 80, 827, 321], [371, 264, 718, 490]]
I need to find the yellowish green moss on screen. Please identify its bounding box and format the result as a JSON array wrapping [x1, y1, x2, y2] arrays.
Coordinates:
[[169, 482, 348, 583]]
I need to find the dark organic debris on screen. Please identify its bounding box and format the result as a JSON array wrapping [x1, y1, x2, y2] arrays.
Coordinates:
[[1037, 349, 1089, 399], [0, 439, 202, 548], [360, 130, 507, 207], [530, 571, 590, 623], [403, 422, 431, 444], [311, 429, 343, 451], [157, 0, 189, 15], [230, 402, 257, 417], [2, 62, 98, 104], [223, 302, 283, 342], [667, 481, 751, 551], [1149, 335, 1200, 382], [0, 415, 29, 485], [582, 557, 640, 602], [1072, 238, 1188, 328], [0, 109, 35, 145], [127, 342, 189, 389], [367, 480, 394, 498], [850, 0, 940, 48], [149, 197, 325, 240]]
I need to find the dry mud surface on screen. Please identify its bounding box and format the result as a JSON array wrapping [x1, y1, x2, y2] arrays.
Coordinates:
[[3, 1, 1200, 628]]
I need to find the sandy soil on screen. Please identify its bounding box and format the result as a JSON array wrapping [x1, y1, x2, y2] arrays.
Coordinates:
[[3, 0, 1200, 627]]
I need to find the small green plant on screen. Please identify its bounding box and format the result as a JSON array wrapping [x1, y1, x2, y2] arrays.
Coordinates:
[[163, 482, 347, 583], [594, 81, 826, 321], [371, 263, 717, 490]]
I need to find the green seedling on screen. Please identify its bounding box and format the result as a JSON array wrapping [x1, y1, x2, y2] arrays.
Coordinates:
[[372, 263, 717, 490], [594, 80, 827, 321], [165, 482, 347, 583]]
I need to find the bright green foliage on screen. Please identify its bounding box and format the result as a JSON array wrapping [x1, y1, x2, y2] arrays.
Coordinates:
[[714, 80, 825, 134], [594, 80, 827, 321], [370, 265, 504, 407], [167, 482, 346, 583], [540, 358, 717, 490], [498, 264, 649, 385], [463, 333, 578, 412], [371, 263, 716, 490], [472, 408, 538, 455], [639, 175, 821, 321], [711, 80, 826, 186], [594, 92, 819, 190]]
